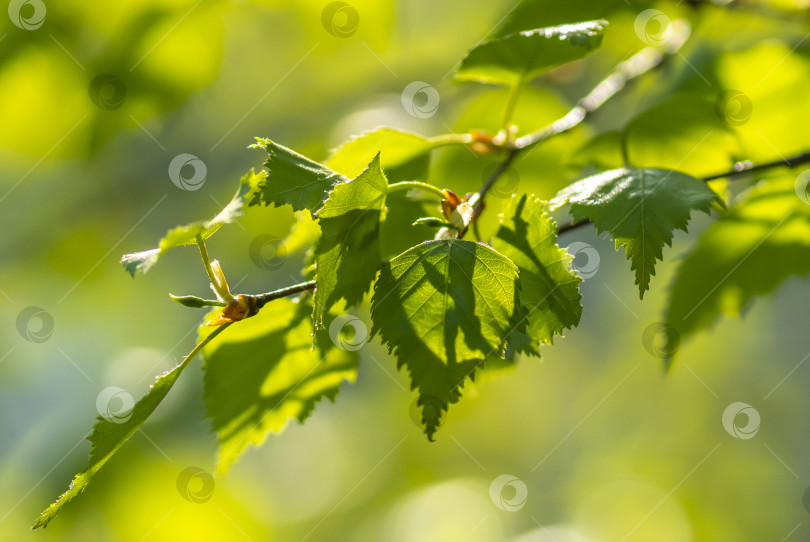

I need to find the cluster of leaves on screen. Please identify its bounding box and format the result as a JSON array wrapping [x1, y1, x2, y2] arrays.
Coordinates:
[[35, 11, 810, 529]]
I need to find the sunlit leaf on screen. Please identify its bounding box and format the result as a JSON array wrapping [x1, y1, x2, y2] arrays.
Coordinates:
[[494, 195, 582, 356], [250, 138, 347, 212], [371, 239, 520, 438], [201, 298, 358, 474], [456, 20, 607, 87], [664, 177, 810, 365], [121, 169, 265, 277], [313, 154, 389, 328], [625, 95, 739, 178], [326, 128, 439, 182], [34, 320, 231, 528], [551, 168, 722, 297]]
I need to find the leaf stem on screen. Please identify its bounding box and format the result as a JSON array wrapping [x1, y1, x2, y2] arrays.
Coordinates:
[[427, 133, 474, 146], [254, 280, 316, 309], [388, 181, 447, 199], [197, 235, 218, 286], [501, 81, 523, 130], [702, 152, 810, 181]]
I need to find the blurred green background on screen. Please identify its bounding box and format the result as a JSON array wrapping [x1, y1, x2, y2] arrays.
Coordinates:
[[2, 0, 810, 540]]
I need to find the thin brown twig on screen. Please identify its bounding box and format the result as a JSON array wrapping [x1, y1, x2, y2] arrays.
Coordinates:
[[254, 280, 316, 309], [475, 20, 691, 205]]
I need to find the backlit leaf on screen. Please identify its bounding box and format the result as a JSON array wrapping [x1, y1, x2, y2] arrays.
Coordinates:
[[371, 239, 520, 438], [551, 168, 722, 297], [121, 169, 265, 277], [313, 154, 389, 328], [456, 20, 607, 88]]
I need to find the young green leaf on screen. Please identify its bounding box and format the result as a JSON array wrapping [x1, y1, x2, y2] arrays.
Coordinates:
[[250, 137, 347, 212], [569, 97, 739, 177], [493, 195, 582, 356], [201, 298, 358, 474], [34, 322, 231, 529], [326, 128, 441, 182], [551, 168, 722, 298], [664, 177, 810, 366], [121, 169, 265, 277], [371, 239, 520, 438], [456, 20, 607, 88], [313, 153, 388, 328], [169, 293, 226, 308]]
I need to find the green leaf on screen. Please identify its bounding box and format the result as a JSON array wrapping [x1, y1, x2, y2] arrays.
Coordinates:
[[624, 95, 739, 178], [121, 169, 265, 277], [493, 195, 582, 356], [664, 178, 810, 365], [456, 20, 607, 88], [371, 239, 520, 438], [201, 298, 358, 474], [313, 154, 389, 328], [567, 130, 624, 172], [282, 211, 322, 255], [569, 96, 739, 178], [169, 293, 226, 308], [495, 0, 621, 37], [326, 128, 440, 182], [34, 322, 230, 528], [551, 168, 722, 297], [250, 137, 347, 212]]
